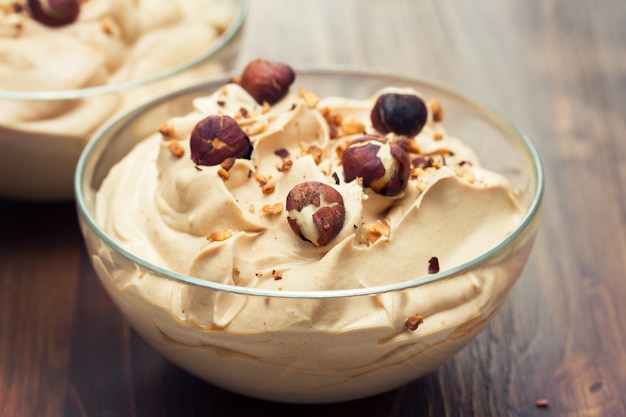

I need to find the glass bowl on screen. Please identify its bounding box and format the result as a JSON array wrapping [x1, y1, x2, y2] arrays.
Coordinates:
[[75, 67, 544, 404], [0, 0, 248, 201]]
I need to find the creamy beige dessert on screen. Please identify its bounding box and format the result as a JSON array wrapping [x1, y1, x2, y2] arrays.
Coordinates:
[[0, 0, 237, 199], [92, 60, 529, 402]]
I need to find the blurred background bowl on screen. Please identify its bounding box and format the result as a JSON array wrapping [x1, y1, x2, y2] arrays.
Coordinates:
[[75, 68, 544, 403], [0, 0, 248, 201]]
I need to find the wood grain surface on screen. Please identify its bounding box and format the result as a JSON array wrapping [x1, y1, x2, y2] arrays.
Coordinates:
[[2, 0, 626, 415]]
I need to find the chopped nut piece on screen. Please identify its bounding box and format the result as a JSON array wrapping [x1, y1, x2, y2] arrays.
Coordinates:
[[243, 122, 266, 136], [405, 314, 424, 331], [167, 140, 185, 158], [206, 229, 232, 242], [261, 183, 276, 194], [397, 137, 421, 154], [428, 256, 440, 274], [274, 148, 290, 158], [262, 101, 271, 114], [433, 131, 444, 141], [299, 87, 320, 109], [301, 144, 323, 165], [428, 98, 444, 122], [362, 220, 391, 246], [217, 167, 230, 180], [159, 123, 177, 137], [262, 203, 284, 215], [340, 118, 365, 136], [255, 173, 269, 186], [534, 398, 549, 408], [278, 159, 293, 172], [335, 139, 350, 160]]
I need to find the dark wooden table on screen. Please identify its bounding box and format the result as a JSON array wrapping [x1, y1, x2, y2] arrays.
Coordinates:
[[2, 0, 626, 415]]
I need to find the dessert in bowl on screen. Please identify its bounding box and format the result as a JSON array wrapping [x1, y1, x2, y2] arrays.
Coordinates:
[[75, 60, 544, 403], [0, 0, 248, 200]]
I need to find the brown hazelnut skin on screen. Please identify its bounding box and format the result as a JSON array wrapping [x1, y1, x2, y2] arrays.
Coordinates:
[[341, 136, 410, 196], [370, 93, 428, 137], [239, 59, 296, 105], [286, 181, 346, 247], [190, 115, 252, 166], [27, 0, 80, 27]]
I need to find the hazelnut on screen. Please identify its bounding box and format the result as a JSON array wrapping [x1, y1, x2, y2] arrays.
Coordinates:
[[240, 59, 295, 105], [341, 136, 410, 196], [370, 93, 428, 137], [27, 0, 80, 27], [286, 181, 345, 247], [190, 115, 252, 166]]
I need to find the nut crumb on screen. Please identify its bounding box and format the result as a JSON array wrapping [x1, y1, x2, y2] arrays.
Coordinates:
[[261, 183, 276, 194], [428, 98, 444, 122], [534, 398, 549, 408], [433, 131, 444, 141], [233, 267, 240, 275], [159, 123, 177, 137], [217, 167, 230, 180], [243, 122, 266, 136], [278, 159, 293, 172], [397, 137, 421, 154], [341, 118, 365, 136], [261, 203, 283, 215], [299, 87, 320, 109], [428, 256, 440, 274], [405, 314, 424, 331], [206, 229, 232, 242], [302, 144, 323, 165], [362, 220, 391, 246], [168, 140, 185, 158], [255, 173, 269, 186]]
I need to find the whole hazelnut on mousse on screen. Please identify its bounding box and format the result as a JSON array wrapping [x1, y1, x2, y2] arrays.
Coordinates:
[[239, 59, 296, 105], [27, 0, 81, 27], [341, 136, 410, 197], [190, 115, 252, 166], [286, 181, 346, 247], [371, 92, 428, 137]]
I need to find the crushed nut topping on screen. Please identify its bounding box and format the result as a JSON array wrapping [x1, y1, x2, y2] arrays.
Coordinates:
[[277, 159, 293, 172], [255, 173, 269, 186], [428, 256, 440, 274], [299, 87, 320, 109], [217, 167, 230, 180], [362, 220, 391, 246], [159, 123, 177, 137], [340, 118, 365, 136], [167, 140, 185, 158], [274, 148, 290, 158], [261, 203, 283, 215], [261, 183, 276, 194], [428, 98, 444, 122], [206, 229, 232, 242], [405, 314, 424, 331], [243, 122, 266, 136], [397, 137, 421, 154], [301, 144, 323, 165], [433, 131, 444, 141]]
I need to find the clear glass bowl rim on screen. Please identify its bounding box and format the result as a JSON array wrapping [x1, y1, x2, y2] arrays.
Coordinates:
[[0, 0, 249, 101], [75, 65, 545, 300]]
